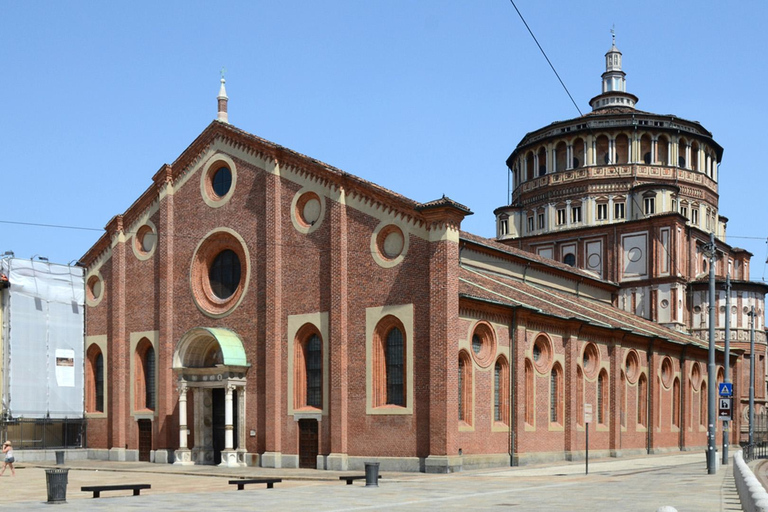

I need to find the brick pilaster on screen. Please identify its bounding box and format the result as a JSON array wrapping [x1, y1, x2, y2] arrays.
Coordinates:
[[329, 190, 348, 456], [107, 215, 127, 449], [155, 165, 176, 448], [265, 168, 283, 456]]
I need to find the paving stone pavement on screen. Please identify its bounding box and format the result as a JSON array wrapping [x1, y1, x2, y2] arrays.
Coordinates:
[[0, 452, 747, 511]]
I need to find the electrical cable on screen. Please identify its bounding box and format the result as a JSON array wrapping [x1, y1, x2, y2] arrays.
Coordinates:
[[508, 0, 584, 117]]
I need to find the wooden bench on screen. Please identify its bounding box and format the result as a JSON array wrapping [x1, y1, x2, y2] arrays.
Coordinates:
[[339, 475, 383, 485], [81, 484, 151, 498], [228, 478, 282, 490]]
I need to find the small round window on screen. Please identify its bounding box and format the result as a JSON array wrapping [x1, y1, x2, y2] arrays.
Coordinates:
[[469, 322, 496, 368], [582, 342, 600, 379], [661, 357, 674, 389], [134, 224, 157, 255], [212, 167, 232, 197], [532, 335, 551, 373], [209, 249, 241, 299], [563, 253, 576, 267], [201, 154, 237, 207], [625, 350, 640, 384], [87, 275, 102, 301], [377, 225, 405, 260]]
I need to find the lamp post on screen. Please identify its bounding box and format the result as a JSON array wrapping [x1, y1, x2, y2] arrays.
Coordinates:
[[723, 273, 731, 465], [748, 306, 756, 449], [704, 232, 717, 474]]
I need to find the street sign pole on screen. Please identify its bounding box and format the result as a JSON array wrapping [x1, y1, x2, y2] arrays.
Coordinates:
[[584, 403, 592, 475]]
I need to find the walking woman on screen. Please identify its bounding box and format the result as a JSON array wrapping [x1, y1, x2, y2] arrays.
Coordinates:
[[0, 441, 15, 476]]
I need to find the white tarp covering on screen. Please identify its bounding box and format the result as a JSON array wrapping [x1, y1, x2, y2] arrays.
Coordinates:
[[1, 258, 84, 418]]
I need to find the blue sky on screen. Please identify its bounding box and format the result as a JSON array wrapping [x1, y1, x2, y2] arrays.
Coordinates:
[[2, 1, 766, 282]]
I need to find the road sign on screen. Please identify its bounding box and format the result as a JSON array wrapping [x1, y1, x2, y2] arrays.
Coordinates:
[[584, 403, 593, 424], [719, 383, 733, 396], [718, 397, 732, 421]]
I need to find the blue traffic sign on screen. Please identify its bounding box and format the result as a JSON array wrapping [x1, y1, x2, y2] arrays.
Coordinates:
[[719, 383, 733, 396]]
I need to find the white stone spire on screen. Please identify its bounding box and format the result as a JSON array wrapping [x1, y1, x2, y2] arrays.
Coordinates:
[[589, 30, 638, 111], [217, 70, 229, 123]]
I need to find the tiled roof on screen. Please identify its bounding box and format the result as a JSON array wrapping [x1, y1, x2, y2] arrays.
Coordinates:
[[459, 264, 709, 350], [416, 195, 472, 214], [459, 231, 617, 288]]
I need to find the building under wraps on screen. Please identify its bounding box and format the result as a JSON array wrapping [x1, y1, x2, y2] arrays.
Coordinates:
[[0, 257, 85, 447]]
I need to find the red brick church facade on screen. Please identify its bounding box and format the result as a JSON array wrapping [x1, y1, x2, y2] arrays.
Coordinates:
[[81, 48, 755, 471]]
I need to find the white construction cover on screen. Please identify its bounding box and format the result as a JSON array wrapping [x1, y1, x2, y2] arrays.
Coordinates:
[[1, 258, 84, 418]]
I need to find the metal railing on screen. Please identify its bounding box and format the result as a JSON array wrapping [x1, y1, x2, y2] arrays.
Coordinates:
[[0, 417, 86, 449], [741, 410, 768, 462]]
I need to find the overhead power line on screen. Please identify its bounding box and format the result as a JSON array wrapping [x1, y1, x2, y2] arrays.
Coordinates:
[[508, 0, 584, 117]]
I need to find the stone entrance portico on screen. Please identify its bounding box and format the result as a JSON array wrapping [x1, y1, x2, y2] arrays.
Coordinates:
[[172, 327, 250, 467]]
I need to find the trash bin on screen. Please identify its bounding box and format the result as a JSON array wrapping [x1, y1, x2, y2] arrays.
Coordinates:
[[364, 462, 379, 487], [45, 468, 69, 504], [55, 450, 64, 465]]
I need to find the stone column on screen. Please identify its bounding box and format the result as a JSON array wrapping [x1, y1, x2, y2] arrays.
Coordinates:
[[174, 382, 194, 465], [237, 387, 247, 465], [220, 385, 242, 467], [225, 385, 234, 450], [179, 383, 188, 449]]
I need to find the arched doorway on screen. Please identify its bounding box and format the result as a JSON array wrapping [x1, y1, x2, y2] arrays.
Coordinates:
[[172, 327, 250, 467]]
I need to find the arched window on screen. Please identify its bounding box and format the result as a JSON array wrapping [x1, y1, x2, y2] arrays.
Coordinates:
[[577, 366, 584, 427], [596, 135, 610, 164], [135, 339, 156, 411], [525, 359, 534, 425], [657, 136, 669, 165], [555, 142, 567, 172], [494, 357, 509, 424], [526, 152, 535, 181], [700, 381, 707, 427], [572, 138, 585, 168], [458, 351, 472, 424], [691, 141, 700, 172], [641, 134, 652, 164], [306, 334, 322, 408], [672, 377, 680, 427], [638, 373, 647, 427], [537, 147, 547, 176], [615, 134, 629, 164], [386, 327, 405, 406], [294, 327, 324, 410], [86, 345, 104, 413], [550, 364, 563, 424], [372, 315, 410, 409], [597, 370, 608, 424]]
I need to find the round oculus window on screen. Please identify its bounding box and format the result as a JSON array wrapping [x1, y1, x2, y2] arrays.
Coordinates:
[[191, 229, 249, 317], [87, 275, 102, 301], [532, 336, 551, 372], [135, 225, 157, 254], [377, 225, 405, 260], [625, 350, 640, 384], [295, 191, 322, 227], [582, 342, 600, 379], [661, 357, 674, 388], [469, 322, 497, 368], [212, 167, 232, 197]]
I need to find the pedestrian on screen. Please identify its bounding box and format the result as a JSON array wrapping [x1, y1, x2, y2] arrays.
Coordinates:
[[0, 441, 15, 476]]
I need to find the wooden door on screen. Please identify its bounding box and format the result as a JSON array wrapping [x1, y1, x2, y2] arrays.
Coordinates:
[[138, 419, 152, 462], [298, 419, 318, 469]]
